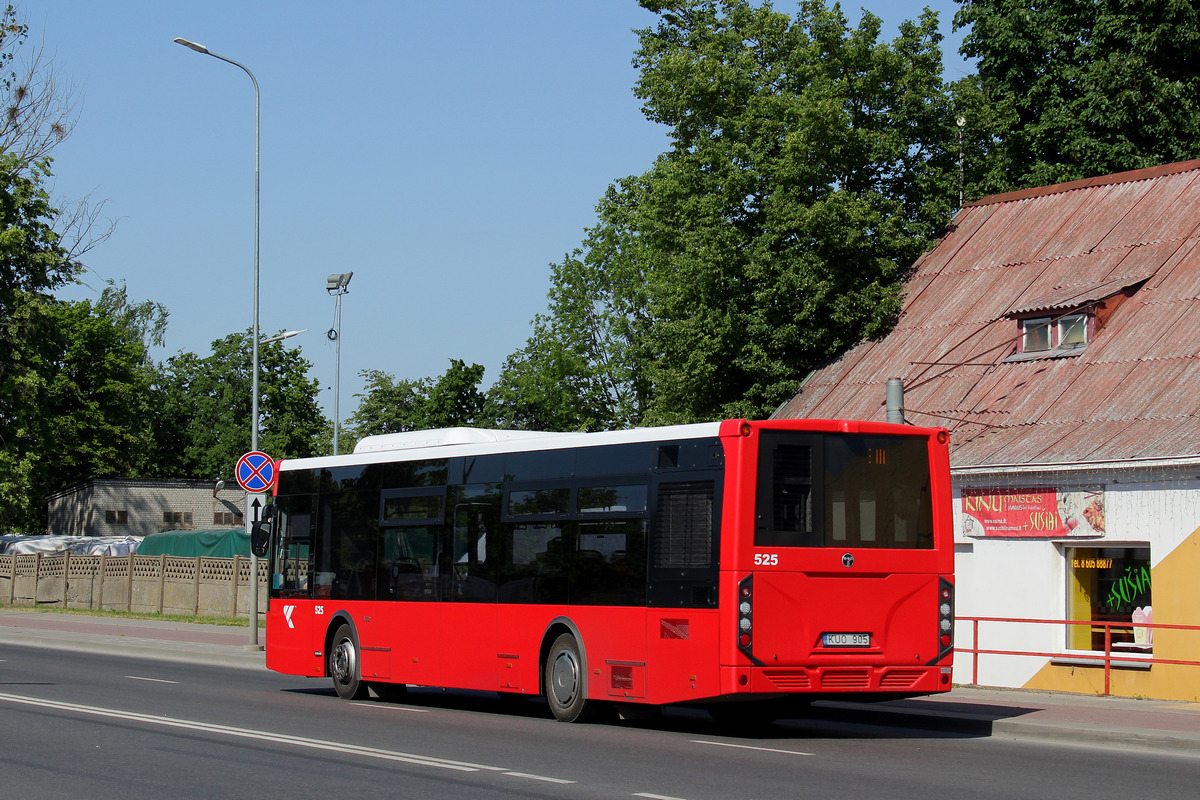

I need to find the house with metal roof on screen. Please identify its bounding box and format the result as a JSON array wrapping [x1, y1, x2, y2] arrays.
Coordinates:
[[777, 159, 1200, 701]]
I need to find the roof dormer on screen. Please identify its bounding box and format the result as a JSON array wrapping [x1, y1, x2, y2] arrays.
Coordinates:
[[1004, 275, 1149, 362]]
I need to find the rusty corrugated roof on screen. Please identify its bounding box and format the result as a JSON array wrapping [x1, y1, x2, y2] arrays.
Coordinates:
[[777, 159, 1200, 467]]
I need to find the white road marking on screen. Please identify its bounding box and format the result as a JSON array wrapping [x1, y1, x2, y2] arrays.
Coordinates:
[[690, 739, 814, 757], [0, 691, 503, 772], [349, 701, 430, 713], [503, 772, 576, 784], [125, 676, 180, 684]]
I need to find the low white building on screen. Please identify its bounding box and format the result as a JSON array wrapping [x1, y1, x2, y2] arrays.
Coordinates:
[[779, 161, 1200, 701], [46, 478, 246, 539]]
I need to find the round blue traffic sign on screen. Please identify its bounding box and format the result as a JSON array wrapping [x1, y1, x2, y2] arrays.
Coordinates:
[[236, 451, 275, 493]]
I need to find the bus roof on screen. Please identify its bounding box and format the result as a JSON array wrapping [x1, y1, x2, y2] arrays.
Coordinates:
[[283, 422, 725, 471], [353, 427, 573, 454]]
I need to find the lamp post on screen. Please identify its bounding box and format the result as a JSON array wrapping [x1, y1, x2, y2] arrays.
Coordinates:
[[327, 272, 354, 455], [175, 37, 263, 648]]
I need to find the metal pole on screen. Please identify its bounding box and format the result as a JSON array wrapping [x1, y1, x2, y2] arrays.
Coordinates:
[[333, 291, 343, 456], [174, 38, 262, 648]]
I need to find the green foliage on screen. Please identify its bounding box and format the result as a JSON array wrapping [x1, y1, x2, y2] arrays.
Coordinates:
[[351, 359, 487, 438], [154, 331, 326, 480], [0, 283, 164, 532], [956, 0, 1200, 189], [0, 152, 87, 532], [486, 214, 651, 431], [496, 0, 959, 427]]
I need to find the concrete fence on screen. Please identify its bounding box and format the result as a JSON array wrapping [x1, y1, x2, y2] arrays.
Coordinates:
[[0, 552, 267, 617]]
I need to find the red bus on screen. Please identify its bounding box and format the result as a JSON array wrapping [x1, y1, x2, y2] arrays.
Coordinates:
[[255, 418, 954, 723]]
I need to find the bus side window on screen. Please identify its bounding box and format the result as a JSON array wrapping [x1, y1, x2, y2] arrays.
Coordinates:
[[451, 502, 497, 602], [382, 527, 440, 601]]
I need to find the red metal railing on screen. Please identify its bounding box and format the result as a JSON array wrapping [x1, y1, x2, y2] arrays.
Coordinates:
[[956, 616, 1200, 696]]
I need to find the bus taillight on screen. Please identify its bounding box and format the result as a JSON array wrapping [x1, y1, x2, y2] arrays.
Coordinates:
[[937, 578, 954, 659], [737, 576, 754, 657]]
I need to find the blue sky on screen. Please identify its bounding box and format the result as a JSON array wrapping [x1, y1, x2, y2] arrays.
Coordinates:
[[39, 0, 969, 428]]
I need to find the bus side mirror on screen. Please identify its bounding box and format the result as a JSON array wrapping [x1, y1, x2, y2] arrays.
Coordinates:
[[250, 503, 274, 557]]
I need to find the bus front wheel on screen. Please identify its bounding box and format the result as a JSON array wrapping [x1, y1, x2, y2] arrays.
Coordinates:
[[545, 633, 592, 723], [329, 624, 368, 700]]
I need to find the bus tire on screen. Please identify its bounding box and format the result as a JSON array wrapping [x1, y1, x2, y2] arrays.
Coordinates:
[[329, 623, 368, 700], [545, 633, 592, 723]]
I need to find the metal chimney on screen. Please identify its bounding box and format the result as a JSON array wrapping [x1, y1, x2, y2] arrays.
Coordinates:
[[886, 378, 905, 425]]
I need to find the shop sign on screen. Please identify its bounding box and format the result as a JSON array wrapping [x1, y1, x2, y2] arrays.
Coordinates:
[[961, 486, 1105, 538]]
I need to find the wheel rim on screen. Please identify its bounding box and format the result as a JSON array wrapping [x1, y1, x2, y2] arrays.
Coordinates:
[[550, 649, 579, 707], [332, 637, 356, 687]]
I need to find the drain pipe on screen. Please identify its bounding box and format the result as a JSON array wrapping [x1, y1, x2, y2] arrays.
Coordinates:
[[886, 378, 905, 425]]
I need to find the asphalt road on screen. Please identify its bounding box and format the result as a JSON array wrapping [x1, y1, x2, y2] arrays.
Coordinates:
[[0, 643, 1197, 800]]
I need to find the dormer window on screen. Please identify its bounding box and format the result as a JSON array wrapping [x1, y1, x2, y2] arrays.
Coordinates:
[[1059, 314, 1088, 348], [1006, 275, 1149, 363], [1012, 312, 1092, 361], [1022, 317, 1053, 352]]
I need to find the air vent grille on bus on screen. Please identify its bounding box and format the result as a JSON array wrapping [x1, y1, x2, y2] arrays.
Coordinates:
[[611, 666, 634, 691], [879, 669, 924, 689], [762, 670, 812, 689], [654, 481, 714, 568], [819, 669, 871, 689]]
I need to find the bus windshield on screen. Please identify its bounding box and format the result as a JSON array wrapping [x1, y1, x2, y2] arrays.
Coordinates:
[[755, 431, 933, 549]]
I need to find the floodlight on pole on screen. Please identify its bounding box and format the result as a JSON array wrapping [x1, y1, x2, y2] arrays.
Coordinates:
[[327, 272, 353, 456], [175, 35, 264, 648], [260, 329, 308, 345]]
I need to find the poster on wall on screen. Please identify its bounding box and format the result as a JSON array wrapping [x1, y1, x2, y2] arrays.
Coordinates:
[[961, 487, 1105, 538]]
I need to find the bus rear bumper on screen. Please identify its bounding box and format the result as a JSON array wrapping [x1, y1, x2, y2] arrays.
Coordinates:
[[721, 664, 952, 696]]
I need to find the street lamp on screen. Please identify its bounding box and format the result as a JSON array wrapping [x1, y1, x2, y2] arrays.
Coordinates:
[[261, 328, 308, 345], [175, 36, 264, 648], [327, 272, 353, 455]]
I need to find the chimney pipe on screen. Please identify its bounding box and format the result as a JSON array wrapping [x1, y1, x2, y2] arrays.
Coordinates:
[[886, 378, 905, 425]]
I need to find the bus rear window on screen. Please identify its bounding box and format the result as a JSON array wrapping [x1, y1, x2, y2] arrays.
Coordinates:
[[756, 432, 933, 549]]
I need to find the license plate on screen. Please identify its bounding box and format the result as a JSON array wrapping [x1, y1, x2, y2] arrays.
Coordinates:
[[823, 632, 870, 647]]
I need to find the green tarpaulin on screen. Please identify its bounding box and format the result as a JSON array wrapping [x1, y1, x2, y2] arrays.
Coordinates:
[[136, 528, 251, 558]]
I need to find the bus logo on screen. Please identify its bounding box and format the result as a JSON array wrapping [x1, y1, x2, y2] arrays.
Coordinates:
[[841, 553, 855, 568], [283, 605, 296, 628]]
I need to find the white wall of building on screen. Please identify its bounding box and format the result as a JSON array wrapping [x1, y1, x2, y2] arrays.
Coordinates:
[[950, 463, 1200, 689]]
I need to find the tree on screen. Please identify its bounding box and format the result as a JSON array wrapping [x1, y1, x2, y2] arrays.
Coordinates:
[[34, 286, 165, 487], [351, 359, 487, 437], [0, 284, 164, 532], [497, 0, 960, 427], [956, 0, 1200, 189], [0, 8, 119, 531], [154, 332, 326, 480], [487, 213, 651, 431], [0, 150, 86, 531], [0, 4, 77, 167]]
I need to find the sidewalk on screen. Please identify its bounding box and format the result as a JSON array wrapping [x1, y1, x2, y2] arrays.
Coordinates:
[[0, 607, 266, 671], [1, 607, 1197, 754], [813, 688, 1200, 756]]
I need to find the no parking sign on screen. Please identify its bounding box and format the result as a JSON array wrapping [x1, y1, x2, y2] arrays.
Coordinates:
[[235, 451, 275, 493]]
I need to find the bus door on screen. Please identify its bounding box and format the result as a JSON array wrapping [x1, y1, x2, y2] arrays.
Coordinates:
[[377, 487, 445, 686], [442, 485, 500, 691], [266, 495, 322, 677]]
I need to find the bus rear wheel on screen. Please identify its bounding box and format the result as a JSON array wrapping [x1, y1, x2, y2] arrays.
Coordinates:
[[329, 624, 368, 700], [545, 633, 594, 723]]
